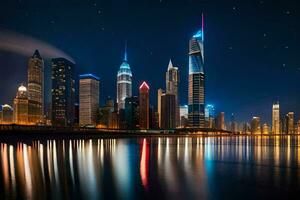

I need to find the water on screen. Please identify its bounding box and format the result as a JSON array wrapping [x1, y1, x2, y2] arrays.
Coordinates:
[[0, 136, 299, 199]]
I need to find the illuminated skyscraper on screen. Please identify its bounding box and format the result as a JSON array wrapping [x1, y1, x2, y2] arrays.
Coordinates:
[[285, 112, 294, 134], [51, 58, 75, 126], [139, 81, 149, 129], [79, 74, 100, 126], [166, 59, 179, 127], [188, 14, 205, 128], [251, 117, 261, 135], [272, 102, 280, 134], [13, 85, 29, 125], [0, 104, 13, 124], [117, 45, 132, 111], [216, 112, 225, 130], [27, 50, 44, 124]]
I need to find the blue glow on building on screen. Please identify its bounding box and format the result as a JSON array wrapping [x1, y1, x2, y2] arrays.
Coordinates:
[[79, 74, 100, 81]]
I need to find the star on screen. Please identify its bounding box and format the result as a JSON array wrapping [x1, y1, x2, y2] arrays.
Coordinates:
[[97, 10, 101, 14], [285, 10, 291, 15], [282, 63, 286, 67], [263, 45, 267, 49], [232, 6, 236, 10], [228, 46, 233, 50], [50, 20, 55, 24], [263, 33, 267, 37], [285, 46, 289, 49]]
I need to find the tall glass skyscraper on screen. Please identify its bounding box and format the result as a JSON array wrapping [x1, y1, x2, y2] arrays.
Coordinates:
[[117, 46, 132, 111], [188, 14, 205, 128], [27, 50, 44, 124], [51, 58, 75, 126]]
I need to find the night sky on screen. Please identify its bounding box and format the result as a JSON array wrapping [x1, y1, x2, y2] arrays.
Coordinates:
[[0, 0, 299, 124]]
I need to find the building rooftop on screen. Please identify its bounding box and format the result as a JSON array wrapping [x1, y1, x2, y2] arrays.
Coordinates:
[[79, 73, 100, 81]]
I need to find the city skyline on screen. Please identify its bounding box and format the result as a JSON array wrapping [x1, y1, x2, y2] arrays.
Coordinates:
[[0, 1, 300, 124]]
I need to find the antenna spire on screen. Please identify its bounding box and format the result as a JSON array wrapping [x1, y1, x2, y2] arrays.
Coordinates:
[[124, 41, 127, 61], [202, 12, 204, 41]]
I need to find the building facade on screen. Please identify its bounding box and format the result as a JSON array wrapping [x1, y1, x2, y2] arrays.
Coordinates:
[[157, 88, 164, 128], [139, 82, 149, 129], [1, 104, 13, 124], [216, 112, 225, 130], [161, 93, 176, 129], [188, 14, 205, 128], [166, 59, 179, 127], [272, 102, 280, 134], [251, 117, 261, 135], [117, 47, 132, 111], [125, 96, 139, 129], [27, 50, 44, 124], [51, 58, 75, 126], [79, 74, 100, 127], [13, 85, 29, 125]]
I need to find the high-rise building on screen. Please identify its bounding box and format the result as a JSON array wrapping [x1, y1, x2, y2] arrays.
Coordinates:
[[124, 96, 139, 129], [157, 88, 164, 128], [230, 113, 238, 133], [286, 112, 294, 134], [51, 58, 75, 126], [27, 50, 44, 124], [161, 93, 176, 129], [188, 14, 205, 128], [139, 81, 149, 129], [0, 104, 13, 124], [117, 45, 132, 111], [272, 102, 280, 134], [216, 112, 225, 130], [79, 74, 100, 127], [205, 104, 215, 128], [166, 59, 179, 127], [262, 123, 269, 134], [180, 105, 188, 128], [13, 85, 29, 125], [251, 117, 261, 135]]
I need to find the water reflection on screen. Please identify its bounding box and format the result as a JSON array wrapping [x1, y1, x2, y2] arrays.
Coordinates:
[[0, 136, 299, 199]]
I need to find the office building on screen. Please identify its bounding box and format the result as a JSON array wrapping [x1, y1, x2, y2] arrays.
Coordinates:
[[157, 88, 164, 128], [51, 58, 75, 126], [0, 104, 13, 124], [27, 50, 44, 124], [124, 96, 139, 129], [13, 85, 29, 125], [161, 93, 176, 129], [251, 117, 261, 135], [79, 74, 100, 126], [272, 102, 280, 134], [139, 81, 149, 129], [216, 112, 225, 130], [188, 14, 205, 128]]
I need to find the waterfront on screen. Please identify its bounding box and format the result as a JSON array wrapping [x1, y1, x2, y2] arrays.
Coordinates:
[[0, 136, 299, 199]]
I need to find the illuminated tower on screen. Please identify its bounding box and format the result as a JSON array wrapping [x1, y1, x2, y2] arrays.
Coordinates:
[[272, 102, 280, 134], [51, 58, 75, 126], [117, 44, 132, 111], [13, 85, 29, 125], [139, 81, 149, 129], [166, 59, 180, 127], [27, 49, 44, 124], [188, 14, 205, 128], [79, 74, 100, 126], [157, 88, 164, 128]]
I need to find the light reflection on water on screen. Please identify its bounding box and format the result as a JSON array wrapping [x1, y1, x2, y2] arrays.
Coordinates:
[[0, 136, 300, 199]]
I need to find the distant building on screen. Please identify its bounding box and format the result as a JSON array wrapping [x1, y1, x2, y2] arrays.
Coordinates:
[[149, 106, 159, 129], [157, 88, 164, 128], [13, 85, 29, 125], [51, 58, 75, 126], [99, 96, 114, 128], [79, 74, 100, 127], [27, 50, 44, 124], [117, 45, 132, 111], [161, 93, 176, 129], [230, 113, 238, 133], [1, 104, 13, 124], [286, 112, 294, 134], [139, 82, 150, 129], [188, 14, 205, 128], [124, 96, 139, 129], [205, 104, 215, 128], [296, 120, 300, 135], [216, 112, 225, 130], [166, 59, 180, 127], [262, 123, 269, 134], [272, 102, 280, 134], [180, 105, 188, 128], [251, 117, 261, 134]]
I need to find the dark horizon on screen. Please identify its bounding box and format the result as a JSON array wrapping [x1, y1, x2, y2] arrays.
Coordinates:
[[0, 0, 300, 124]]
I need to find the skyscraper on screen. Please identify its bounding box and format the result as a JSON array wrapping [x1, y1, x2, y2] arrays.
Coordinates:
[[117, 45, 132, 111], [13, 85, 29, 125], [157, 88, 164, 128], [251, 117, 261, 135], [286, 112, 294, 134], [139, 81, 149, 129], [79, 74, 100, 127], [166, 59, 179, 127], [272, 102, 280, 134], [0, 104, 13, 124], [124, 96, 139, 129], [161, 93, 176, 129], [216, 112, 225, 130], [51, 58, 75, 126], [27, 50, 44, 124], [188, 14, 205, 128]]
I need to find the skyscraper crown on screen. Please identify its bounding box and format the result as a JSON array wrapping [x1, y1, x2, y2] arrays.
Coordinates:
[[32, 49, 42, 59]]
